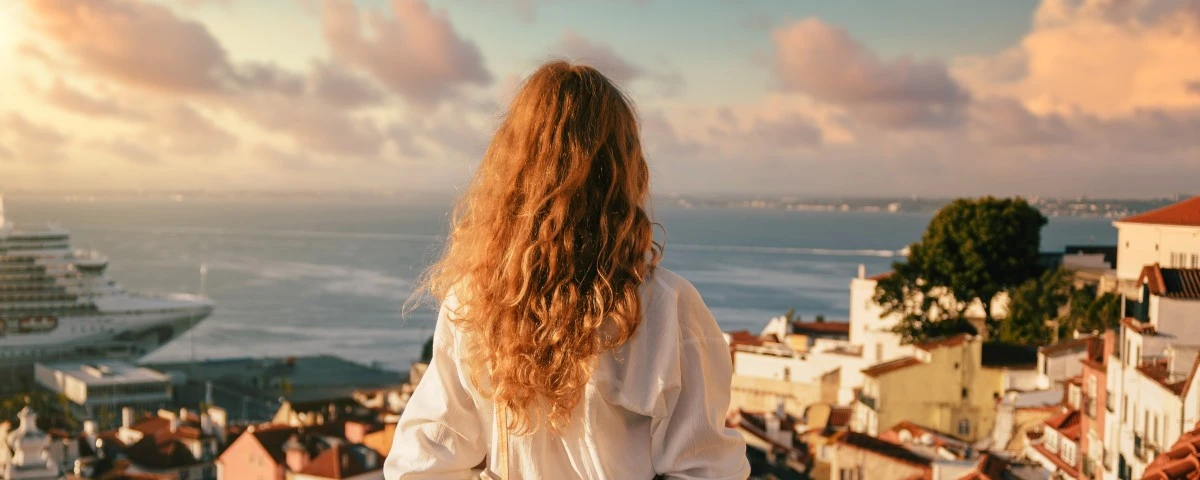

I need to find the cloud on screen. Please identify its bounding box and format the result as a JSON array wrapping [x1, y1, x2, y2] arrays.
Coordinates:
[[147, 104, 239, 156], [771, 18, 970, 129], [549, 31, 685, 95], [103, 138, 162, 164], [26, 0, 237, 94], [309, 61, 386, 108], [552, 31, 644, 85], [320, 0, 492, 106], [40, 78, 141, 119], [252, 144, 314, 170], [953, 0, 1200, 116], [0, 113, 71, 163]]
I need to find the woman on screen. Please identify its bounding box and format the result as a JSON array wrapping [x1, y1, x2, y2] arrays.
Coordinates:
[[385, 61, 749, 480]]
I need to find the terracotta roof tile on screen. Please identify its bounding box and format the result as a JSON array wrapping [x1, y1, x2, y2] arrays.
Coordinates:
[[862, 357, 925, 377], [1144, 420, 1200, 479], [1141, 265, 1200, 300], [1122, 317, 1157, 335], [832, 431, 932, 468], [1119, 196, 1200, 227], [299, 443, 381, 479], [792, 321, 850, 336]]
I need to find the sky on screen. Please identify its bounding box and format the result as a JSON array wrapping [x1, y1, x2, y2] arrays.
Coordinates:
[[1, 0, 1199, 197]]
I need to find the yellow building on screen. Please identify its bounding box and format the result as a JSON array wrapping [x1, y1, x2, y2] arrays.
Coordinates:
[[851, 334, 1006, 443]]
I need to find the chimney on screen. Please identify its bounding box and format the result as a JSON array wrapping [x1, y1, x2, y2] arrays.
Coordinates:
[[179, 408, 189, 422], [169, 416, 180, 433], [121, 407, 133, 429], [83, 420, 96, 437], [857, 264, 866, 280]]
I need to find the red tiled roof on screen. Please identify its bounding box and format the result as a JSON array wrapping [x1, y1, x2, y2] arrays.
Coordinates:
[[1140, 265, 1200, 300], [828, 407, 852, 429], [1044, 410, 1082, 441], [122, 435, 200, 470], [868, 271, 895, 281], [831, 431, 932, 468], [915, 334, 972, 351], [1122, 317, 1157, 335], [1119, 196, 1200, 227], [862, 357, 925, 377], [959, 453, 1008, 480], [1139, 358, 1190, 396], [726, 330, 763, 347], [1143, 420, 1200, 480], [792, 321, 850, 336], [300, 443, 380, 479]]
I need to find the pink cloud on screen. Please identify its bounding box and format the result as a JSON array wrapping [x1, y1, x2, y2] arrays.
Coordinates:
[[27, 0, 237, 94], [772, 18, 969, 129], [320, 0, 492, 106], [552, 31, 644, 85], [308, 61, 386, 108]]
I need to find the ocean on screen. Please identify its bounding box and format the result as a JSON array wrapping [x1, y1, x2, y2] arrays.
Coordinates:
[[3, 197, 1118, 372]]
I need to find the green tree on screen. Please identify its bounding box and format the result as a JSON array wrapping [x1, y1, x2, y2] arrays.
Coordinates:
[[876, 197, 1047, 343], [998, 267, 1072, 344]]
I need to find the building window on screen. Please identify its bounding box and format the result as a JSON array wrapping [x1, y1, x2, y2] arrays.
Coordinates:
[[957, 419, 970, 437], [962, 387, 968, 399], [839, 467, 862, 480]]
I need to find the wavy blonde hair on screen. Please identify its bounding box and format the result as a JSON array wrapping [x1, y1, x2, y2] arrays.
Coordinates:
[[419, 61, 662, 433]]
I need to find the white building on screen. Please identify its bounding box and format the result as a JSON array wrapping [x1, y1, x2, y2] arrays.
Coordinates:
[[1102, 196, 1200, 480], [33, 360, 171, 426], [1112, 196, 1200, 284]]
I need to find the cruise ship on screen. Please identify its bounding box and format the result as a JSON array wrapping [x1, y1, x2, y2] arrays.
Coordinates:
[[0, 196, 214, 381]]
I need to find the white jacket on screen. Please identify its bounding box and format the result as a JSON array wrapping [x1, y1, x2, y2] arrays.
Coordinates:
[[383, 268, 750, 479]]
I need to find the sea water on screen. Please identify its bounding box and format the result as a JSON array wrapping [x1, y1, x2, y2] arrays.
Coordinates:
[[4, 197, 1117, 372]]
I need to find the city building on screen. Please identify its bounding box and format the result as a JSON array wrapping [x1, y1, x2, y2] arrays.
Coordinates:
[[1105, 266, 1200, 480], [215, 420, 384, 480], [1024, 385, 1084, 478], [1079, 332, 1114, 479], [0, 407, 61, 480], [731, 404, 808, 478], [1102, 196, 1200, 480], [1141, 419, 1200, 479], [1112, 196, 1200, 284], [33, 360, 172, 428], [1037, 336, 1103, 390], [824, 430, 932, 480], [852, 335, 1007, 443]]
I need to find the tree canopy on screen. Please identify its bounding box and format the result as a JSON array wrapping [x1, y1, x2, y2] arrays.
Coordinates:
[[875, 197, 1048, 343]]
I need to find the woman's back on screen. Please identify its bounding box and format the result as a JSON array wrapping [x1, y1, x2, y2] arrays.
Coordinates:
[[383, 61, 748, 479], [385, 268, 749, 479]]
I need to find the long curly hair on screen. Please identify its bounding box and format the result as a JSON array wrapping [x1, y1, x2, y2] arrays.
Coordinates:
[[419, 61, 662, 434]]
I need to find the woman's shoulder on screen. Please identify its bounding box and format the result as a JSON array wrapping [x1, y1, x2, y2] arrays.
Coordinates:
[[641, 266, 723, 343]]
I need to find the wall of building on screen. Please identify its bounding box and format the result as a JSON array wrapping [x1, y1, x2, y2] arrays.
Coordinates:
[[1114, 223, 1200, 282], [848, 277, 914, 365], [1154, 297, 1200, 338], [733, 348, 872, 406], [829, 444, 927, 480], [217, 432, 282, 480], [730, 374, 823, 418], [865, 340, 1006, 443]]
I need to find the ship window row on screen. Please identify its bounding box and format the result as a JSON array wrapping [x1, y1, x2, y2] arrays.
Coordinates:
[[87, 383, 168, 398]]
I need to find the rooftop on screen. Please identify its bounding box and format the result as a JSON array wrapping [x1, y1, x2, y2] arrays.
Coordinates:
[[1038, 335, 1100, 356], [791, 321, 850, 336], [831, 431, 932, 468], [1141, 264, 1200, 300], [1143, 419, 1200, 480], [38, 360, 170, 387], [862, 357, 924, 377], [1118, 195, 1200, 227]]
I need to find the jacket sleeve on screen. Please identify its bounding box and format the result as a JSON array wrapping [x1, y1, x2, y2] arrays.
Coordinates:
[[650, 287, 751, 480], [384, 299, 487, 480]]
